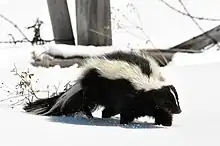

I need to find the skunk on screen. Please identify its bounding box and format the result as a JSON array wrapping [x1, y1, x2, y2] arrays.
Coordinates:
[[23, 51, 181, 126]]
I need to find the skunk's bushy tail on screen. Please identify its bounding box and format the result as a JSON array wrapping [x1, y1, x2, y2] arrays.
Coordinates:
[[23, 82, 85, 116], [23, 92, 64, 115]]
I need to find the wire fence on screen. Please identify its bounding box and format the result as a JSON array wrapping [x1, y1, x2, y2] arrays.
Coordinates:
[[0, 0, 220, 50]]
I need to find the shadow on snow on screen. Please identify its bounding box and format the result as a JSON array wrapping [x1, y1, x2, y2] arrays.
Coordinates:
[[47, 114, 164, 129]]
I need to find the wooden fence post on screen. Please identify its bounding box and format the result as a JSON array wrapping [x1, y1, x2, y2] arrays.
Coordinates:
[[47, 0, 75, 45], [75, 0, 112, 46]]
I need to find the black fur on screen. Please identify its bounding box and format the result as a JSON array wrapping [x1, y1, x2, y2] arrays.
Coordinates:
[[23, 88, 85, 116], [23, 93, 62, 115], [80, 69, 181, 125], [24, 68, 181, 126], [154, 108, 173, 126], [100, 85, 181, 126], [153, 85, 181, 114], [23, 51, 181, 126]]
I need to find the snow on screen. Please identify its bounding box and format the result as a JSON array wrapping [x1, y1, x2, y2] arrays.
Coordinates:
[[170, 49, 220, 66], [0, 0, 220, 146], [0, 43, 220, 146], [45, 44, 132, 58]]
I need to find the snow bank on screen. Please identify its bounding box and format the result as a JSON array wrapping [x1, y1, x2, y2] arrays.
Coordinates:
[[170, 50, 220, 66], [46, 44, 132, 58]]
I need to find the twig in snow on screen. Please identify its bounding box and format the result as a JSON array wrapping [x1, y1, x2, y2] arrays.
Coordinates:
[[12, 64, 38, 100]]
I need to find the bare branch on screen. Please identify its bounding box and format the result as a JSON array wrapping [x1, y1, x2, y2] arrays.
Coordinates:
[[0, 14, 30, 42], [8, 34, 16, 44], [125, 3, 157, 49], [158, 0, 220, 21], [178, 0, 220, 49], [12, 64, 38, 100], [111, 6, 157, 48]]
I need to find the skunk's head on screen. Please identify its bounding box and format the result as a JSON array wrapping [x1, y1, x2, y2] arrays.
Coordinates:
[[153, 85, 182, 114]]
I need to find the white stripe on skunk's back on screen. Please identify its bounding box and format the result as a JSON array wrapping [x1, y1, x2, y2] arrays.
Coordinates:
[[81, 58, 165, 92], [135, 51, 165, 82]]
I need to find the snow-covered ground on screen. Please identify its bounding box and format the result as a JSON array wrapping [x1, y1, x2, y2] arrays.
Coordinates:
[[0, 0, 220, 146], [0, 43, 219, 146]]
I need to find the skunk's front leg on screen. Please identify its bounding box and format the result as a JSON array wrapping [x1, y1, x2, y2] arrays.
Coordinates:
[[82, 105, 93, 119], [154, 108, 173, 126]]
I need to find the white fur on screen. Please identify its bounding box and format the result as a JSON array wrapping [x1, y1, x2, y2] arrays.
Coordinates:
[[42, 82, 82, 115], [82, 58, 166, 91], [133, 51, 165, 82], [169, 88, 179, 106]]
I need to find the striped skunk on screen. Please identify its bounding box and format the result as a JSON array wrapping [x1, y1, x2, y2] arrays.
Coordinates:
[[24, 51, 181, 126]]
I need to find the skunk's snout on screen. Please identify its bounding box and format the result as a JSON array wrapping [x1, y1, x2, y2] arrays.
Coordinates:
[[171, 107, 182, 114]]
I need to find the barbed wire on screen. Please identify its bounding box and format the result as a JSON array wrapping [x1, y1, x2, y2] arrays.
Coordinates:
[[158, 0, 220, 21], [0, 38, 74, 44], [177, 0, 220, 49], [0, 14, 74, 45], [177, 0, 211, 33], [1, 1, 220, 51]]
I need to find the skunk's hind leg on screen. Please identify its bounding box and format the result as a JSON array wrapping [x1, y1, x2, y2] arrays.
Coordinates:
[[81, 100, 98, 119], [119, 108, 135, 124], [82, 105, 93, 118], [102, 107, 119, 118]]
